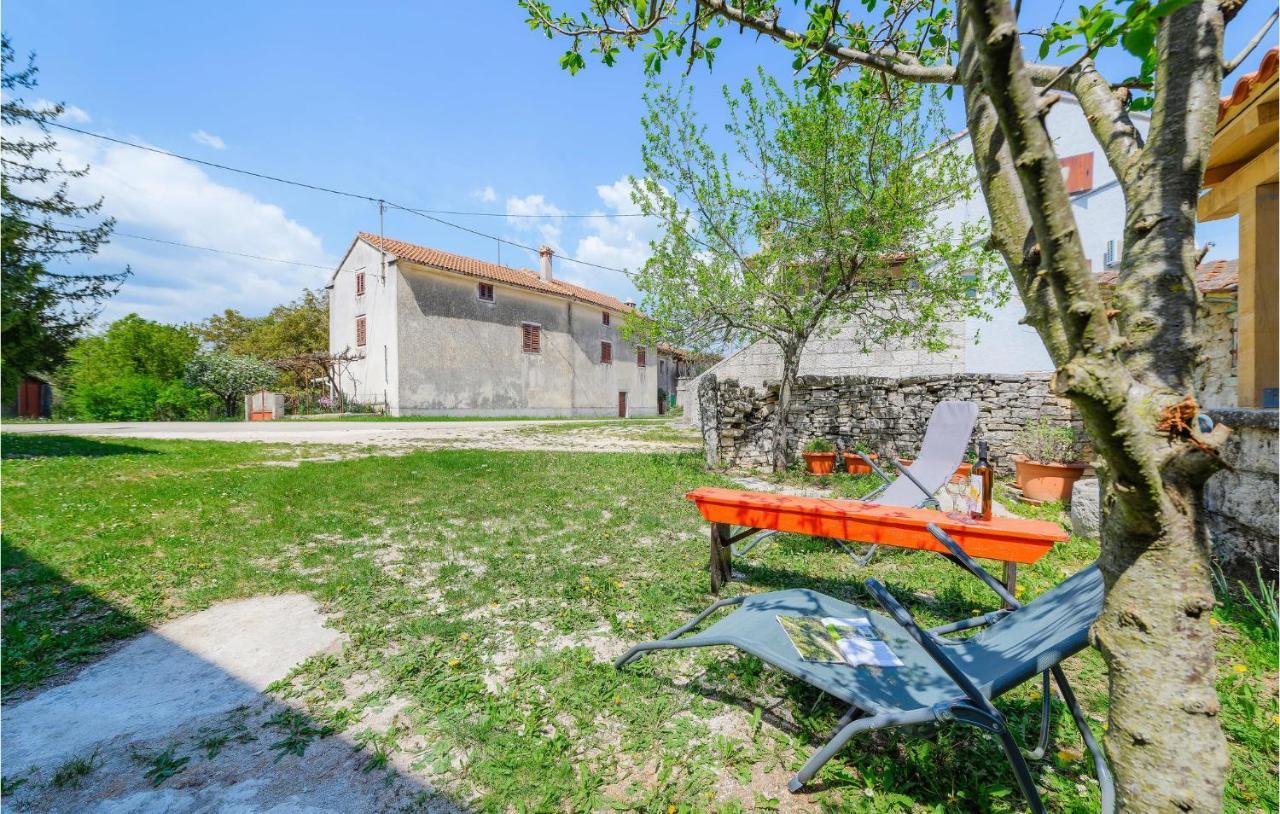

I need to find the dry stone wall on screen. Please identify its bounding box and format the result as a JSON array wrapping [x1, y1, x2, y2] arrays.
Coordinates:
[[698, 372, 1081, 475], [1204, 407, 1278, 578]]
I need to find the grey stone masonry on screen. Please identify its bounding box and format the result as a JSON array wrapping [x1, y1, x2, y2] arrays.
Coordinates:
[[1204, 407, 1278, 579], [698, 372, 1082, 475]]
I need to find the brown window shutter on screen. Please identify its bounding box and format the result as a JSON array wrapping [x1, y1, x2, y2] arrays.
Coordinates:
[[637, 347, 646, 367], [601, 341, 612, 364], [355, 315, 367, 347], [602, 311, 610, 326], [479, 282, 494, 301], [522, 323, 540, 353], [355, 272, 366, 296], [1059, 152, 1094, 194]]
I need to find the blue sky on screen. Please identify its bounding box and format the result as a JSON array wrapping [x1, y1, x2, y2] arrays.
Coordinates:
[[4, 1, 1272, 324]]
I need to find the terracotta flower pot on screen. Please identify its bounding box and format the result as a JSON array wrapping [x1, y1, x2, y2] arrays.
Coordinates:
[[802, 451, 837, 475], [1015, 459, 1088, 503], [843, 451, 877, 475]]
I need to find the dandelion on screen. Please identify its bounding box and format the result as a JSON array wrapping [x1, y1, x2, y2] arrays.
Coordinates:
[[1057, 748, 1082, 762], [1209, 617, 1220, 626], [447, 658, 461, 667], [459, 632, 470, 641], [614, 581, 625, 589], [668, 805, 677, 814], [1232, 664, 1247, 674]]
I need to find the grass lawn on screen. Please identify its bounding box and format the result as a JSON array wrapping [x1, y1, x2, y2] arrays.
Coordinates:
[[2, 434, 1275, 812]]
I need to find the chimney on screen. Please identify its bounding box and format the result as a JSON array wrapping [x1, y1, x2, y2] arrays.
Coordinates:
[[623, 299, 637, 310], [538, 245, 554, 281]]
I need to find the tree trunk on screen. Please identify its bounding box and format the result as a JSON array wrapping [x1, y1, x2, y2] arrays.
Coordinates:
[[771, 344, 801, 473], [958, 2, 1230, 810]]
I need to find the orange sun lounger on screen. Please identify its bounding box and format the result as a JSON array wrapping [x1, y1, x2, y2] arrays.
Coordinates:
[[686, 487, 1068, 593]]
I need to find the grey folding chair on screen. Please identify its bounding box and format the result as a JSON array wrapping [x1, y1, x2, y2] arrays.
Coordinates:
[[616, 524, 1114, 814], [737, 400, 980, 565]]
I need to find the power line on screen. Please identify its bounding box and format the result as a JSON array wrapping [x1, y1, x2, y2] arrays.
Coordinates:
[[46, 120, 642, 277], [45, 121, 650, 217], [52, 222, 335, 270]]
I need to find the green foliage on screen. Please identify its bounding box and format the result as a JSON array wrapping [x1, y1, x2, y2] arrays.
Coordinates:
[[802, 438, 834, 453], [1012, 419, 1084, 464], [191, 289, 328, 391], [1, 36, 127, 393], [138, 745, 189, 786], [626, 72, 1001, 359], [59, 315, 202, 420], [183, 352, 279, 416]]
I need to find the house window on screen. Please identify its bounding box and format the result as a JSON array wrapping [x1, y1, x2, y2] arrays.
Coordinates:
[[355, 272, 366, 297], [602, 311, 611, 326], [601, 341, 612, 364], [522, 322, 541, 353], [1103, 239, 1119, 268], [355, 315, 367, 347], [637, 347, 646, 368], [478, 282, 494, 302]]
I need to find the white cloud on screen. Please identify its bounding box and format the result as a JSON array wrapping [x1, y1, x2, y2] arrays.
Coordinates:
[[10, 117, 333, 324], [505, 193, 565, 248], [33, 98, 90, 123], [473, 185, 497, 203], [570, 178, 659, 276], [190, 129, 226, 150]]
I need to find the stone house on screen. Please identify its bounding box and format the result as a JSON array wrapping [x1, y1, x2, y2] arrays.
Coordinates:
[[328, 233, 657, 417]]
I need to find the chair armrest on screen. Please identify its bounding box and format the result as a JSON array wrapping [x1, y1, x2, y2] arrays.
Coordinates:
[[925, 523, 1021, 609], [890, 458, 939, 504], [927, 609, 1009, 637], [864, 578, 995, 712]]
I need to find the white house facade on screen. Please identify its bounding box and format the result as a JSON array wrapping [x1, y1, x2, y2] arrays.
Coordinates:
[[329, 234, 658, 417]]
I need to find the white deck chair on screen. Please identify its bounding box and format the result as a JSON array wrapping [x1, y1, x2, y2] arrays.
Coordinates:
[[738, 400, 980, 565]]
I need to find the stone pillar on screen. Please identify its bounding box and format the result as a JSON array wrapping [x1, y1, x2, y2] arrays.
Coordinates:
[[697, 374, 720, 467]]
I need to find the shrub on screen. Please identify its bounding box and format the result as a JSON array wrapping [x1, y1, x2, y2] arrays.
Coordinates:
[[1012, 419, 1083, 464], [153, 382, 219, 421], [70, 375, 163, 421], [803, 438, 834, 453]]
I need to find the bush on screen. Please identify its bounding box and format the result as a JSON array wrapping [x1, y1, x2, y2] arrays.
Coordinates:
[[70, 375, 163, 420], [1012, 419, 1083, 464], [803, 438, 834, 453], [154, 382, 219, 421]]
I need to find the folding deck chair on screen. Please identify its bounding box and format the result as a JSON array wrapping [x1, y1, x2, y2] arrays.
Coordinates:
[[737, 399, 979, 566], [616, 524, 1114, 813]]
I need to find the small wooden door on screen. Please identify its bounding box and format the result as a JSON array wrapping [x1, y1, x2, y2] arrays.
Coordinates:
[[617, 391, 627, 418]]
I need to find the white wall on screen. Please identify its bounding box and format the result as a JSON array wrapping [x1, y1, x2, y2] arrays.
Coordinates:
[[328, 239, 399, 409]]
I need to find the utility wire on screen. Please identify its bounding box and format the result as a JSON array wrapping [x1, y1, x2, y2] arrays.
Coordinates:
[[46, 120, 642, 277], [45, 121, 649, 217], [51, 221, 334, 269]]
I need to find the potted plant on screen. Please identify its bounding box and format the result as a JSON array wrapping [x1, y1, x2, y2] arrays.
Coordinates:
[[950, 449, 976, 484], [801, 438, 837, 475], [843, 442, 878, 475], [1011, 419, 1087, 502]]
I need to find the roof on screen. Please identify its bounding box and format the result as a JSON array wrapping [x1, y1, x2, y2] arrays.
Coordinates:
[[355, 232, 634, 313], [1095, 258, 1238, 294], [1219, 46, 1279, 124]]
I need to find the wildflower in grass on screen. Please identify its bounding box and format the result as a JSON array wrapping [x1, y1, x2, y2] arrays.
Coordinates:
[[1057, 748, 1082, 762], [1232, 664, 1247, 674], [459, 632, 469, 641], [447, 658, 461, 667]]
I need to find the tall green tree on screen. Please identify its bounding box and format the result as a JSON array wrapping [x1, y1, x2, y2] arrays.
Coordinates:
[[191, 288, 328, 390], [58, 314, 204, 420], [628, 72, 998, 470], [183, 352, 279, 417], [522, 1, 1274, 809], [0, 35, 127, 395]]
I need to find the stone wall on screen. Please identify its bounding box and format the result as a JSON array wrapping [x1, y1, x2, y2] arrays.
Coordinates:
[[1195, 298, 1237, 409], [698, 372, 1081, 475], [1204, 407, 1278, 578]]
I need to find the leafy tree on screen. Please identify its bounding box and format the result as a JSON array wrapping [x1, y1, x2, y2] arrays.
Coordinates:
[[191, 288, 328, 390], [59, 314, 203, 420], [183, 352, 279, 417], [522, 0, 1275, 808], [627, 72, 998, 470], [1, 35, 127, 398]]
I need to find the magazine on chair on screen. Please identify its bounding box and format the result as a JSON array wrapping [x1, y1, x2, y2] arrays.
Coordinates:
[[777, 614, 904, 668]]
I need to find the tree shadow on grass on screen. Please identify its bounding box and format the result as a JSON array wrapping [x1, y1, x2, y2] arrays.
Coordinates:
[[0, 545, 470, 813], [1, 433, 157, 459]]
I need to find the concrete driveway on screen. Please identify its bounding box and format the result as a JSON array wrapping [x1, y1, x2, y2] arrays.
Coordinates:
[[1, 418, 699, 454], [2, 419, 580, 445]]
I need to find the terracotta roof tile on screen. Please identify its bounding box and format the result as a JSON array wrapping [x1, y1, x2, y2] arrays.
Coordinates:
[[357, 233, 634, 313], [1219, 46, 1279, 124], [1095, 258, 1238, 294]]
